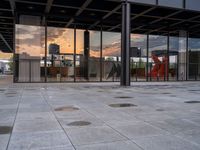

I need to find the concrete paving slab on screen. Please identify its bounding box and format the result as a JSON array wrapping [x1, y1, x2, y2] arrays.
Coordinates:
[[0, 135, 10, 150], [76, 140, 142, 150], [13, 120, 61, 133], [113, 123, 169, 139], [66, 126, 126, 146], [8, 131, 72, 150], [132, 135, 200, 150]]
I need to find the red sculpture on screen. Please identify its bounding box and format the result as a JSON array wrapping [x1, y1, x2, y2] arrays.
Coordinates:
[[149, 54, 168, 79]]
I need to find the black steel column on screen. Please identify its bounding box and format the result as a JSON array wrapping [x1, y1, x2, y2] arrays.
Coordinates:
[[121, 0, 131, 86], [84, 30, 90, 80], [13, 12, 16, 83], [44, 16, 47, 83], [74, 26, 76, 82], [146, 34, 149, 81], [186, 31, 189, 81], [100, 24, 103, 82], [167, 32, 170, 81]]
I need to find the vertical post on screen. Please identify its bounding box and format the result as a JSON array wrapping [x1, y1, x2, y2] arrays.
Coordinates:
[[13, 12, 16, 83], [44, 16, 47, 83], [84, 30, 90, 80], [100, 24, 103, 82], [186, 31, 189, 81], [167, 32, 170, 81], [121, 0, 131, 86], [146, 34, 149, 81], [74, 25, 76, 82]]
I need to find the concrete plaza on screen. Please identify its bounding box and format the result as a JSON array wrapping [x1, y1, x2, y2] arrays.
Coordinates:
[[0, 77, 200, 150]]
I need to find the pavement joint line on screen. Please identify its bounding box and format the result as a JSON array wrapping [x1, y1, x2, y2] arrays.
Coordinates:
[[41, 90, 77, 150], [79, 106, 145, 150], [5, 87, 23, 150]]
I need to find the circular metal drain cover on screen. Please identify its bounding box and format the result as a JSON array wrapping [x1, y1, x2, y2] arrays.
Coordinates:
[[156, 109, 165, 111], [67, 121, 91, 126], [184, 101, 200, 104], [115, 96, 133, 99], [161, 92, 171, 94], [109, 103, 137, 108], [0, 126, 12, 134], [54, 106, 79, 112], [188, 90, 199, 92], [25, 89, 36, 91], [170, 95, 177, 97]]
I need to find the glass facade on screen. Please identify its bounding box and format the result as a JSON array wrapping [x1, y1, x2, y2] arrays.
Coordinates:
[[14, 24, 200, 82], [14, 13, 200, 83]]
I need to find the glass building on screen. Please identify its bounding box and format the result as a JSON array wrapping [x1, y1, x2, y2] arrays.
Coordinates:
[[0, 0, 200, 85]]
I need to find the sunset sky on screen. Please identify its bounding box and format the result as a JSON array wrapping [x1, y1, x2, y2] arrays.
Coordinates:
[[0, 52, 12, 59]]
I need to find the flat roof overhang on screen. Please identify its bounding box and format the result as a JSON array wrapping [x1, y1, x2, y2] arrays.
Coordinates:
[[1, 0, 200, 53]]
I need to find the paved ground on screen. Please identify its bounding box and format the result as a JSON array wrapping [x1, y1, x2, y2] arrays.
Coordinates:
[[0, 77, 200, 150]]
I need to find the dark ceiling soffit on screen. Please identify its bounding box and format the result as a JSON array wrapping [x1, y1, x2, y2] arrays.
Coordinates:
[[65, 0, 93, 28], [88, 5, 121, 30], [0, 34, 13, 52], [108, 6, 157, 31], [131, 9, 183, 32], [8, 0, 16, 15], [41, 0, 54, 25]]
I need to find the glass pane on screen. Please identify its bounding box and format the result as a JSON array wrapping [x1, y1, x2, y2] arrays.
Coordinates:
[[158, 0, 183, 8], [130, 34, 147, 81], [15, 24, 45, 82], [169, 35, 179, 81], [148, 35, 167, 81], [188, 37, 200, 80], [89, 30, 101, 81], [47, 27, 74, 82], [102, 31, 121, 81], [186, 0, 200, 11], [75, 29, 87, 81], [178, 31, 187, 80]]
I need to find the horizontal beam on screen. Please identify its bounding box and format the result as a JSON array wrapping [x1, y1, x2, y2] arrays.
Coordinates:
[[0, 33, 13, 52], [66, 0, 93, 27], [88, 5, 121, 29]]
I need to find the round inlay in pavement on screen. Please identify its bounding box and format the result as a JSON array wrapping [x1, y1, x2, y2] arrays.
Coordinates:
[[188, 90, 199, 92], [54, 106, 79, 112], [161, 92, 171, 94], [0, 126, 13, 134], [109, 103, 137, 108], [25, 89, 36, 91], [156, 109, 165, 111], [5, 91, 17, 95], [67, 121, 91, 126], [170, 95, 177, 97], [115, 96, 133, 99], [184, 101, 200, 104]]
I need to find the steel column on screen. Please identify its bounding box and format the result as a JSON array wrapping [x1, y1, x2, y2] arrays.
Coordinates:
[[44, 16, 47, 83], [146, 34, 149, 81], [121, 0, 131, 86], [100, 24, 103, 82]]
